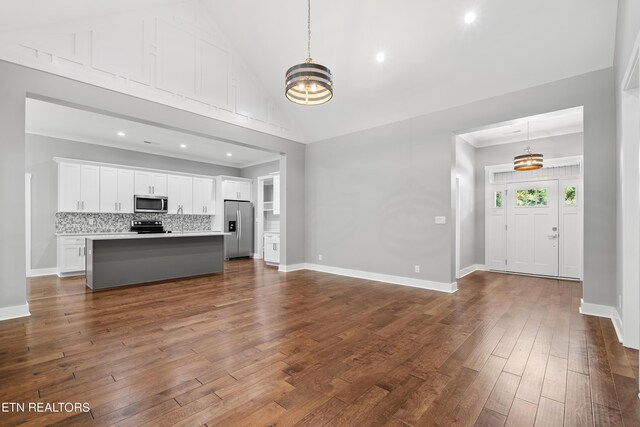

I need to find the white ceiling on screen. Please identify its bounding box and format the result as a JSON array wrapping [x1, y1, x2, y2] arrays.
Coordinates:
[[5, 1, 618, 144], [204, 0, 617, 142], [458, 106, 584, 148], [25, 99, 281, 168]]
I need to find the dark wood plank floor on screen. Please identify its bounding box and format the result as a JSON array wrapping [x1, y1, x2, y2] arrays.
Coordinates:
[[0, 259, 638, 426]]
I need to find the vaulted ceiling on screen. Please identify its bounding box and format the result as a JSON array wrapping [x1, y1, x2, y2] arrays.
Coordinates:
[[1, 0, 619, 143]]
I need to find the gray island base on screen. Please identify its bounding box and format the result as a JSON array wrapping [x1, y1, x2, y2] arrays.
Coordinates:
[[85, 233, 228, 290]]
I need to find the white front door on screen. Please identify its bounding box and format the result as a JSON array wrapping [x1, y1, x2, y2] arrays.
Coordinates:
[[506, 180, 559, 276]]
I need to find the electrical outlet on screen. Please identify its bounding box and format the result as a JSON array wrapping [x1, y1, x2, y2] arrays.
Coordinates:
[[414, 265, 420, 273], [318, 254, 323, 261], [88, 218, 95, 226]]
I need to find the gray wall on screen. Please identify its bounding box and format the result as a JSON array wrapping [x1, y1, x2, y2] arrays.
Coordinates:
[[26, 133, 240, 270], [455, 137, 476, 271], [474, 132, 584, 264], [307, 68, 616, 308], [0, 59, 306, 314], [240, 159, 281, 202]]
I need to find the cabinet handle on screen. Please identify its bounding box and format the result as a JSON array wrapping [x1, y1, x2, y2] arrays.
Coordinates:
[[81, 201, 84, 210], [78, 247, 81, 256], [152, 185, 155, 194], [83, 247, 86, 256], [115, 202, 118, 211], [77, 201, 80, 210], [119, 202, 121, 211], [149, 186, 151, 194]]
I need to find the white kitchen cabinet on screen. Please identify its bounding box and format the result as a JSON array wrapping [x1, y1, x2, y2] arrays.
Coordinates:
[[264, 233, 280, 264], [168, 174, 193, 214], [57, 236, 87, 275], [58, 163, 100, 212], [222, 179, 252, 201], [100, 167, 134, 213], [193, 177, 214, 215], [273, 175, 280, 215], [135, 171, 167, 196]]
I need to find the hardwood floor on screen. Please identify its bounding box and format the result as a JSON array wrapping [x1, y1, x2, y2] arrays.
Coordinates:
[[1, 259, 638, 426]]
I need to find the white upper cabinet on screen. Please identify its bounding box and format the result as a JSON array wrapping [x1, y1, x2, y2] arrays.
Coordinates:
[[273, 175, 280, 215], [59, 162, 100, 212], [100, 167, 134, 213], [134, 171, 167, 196], [167, 174, 193, 214], [193, 177, 214, 215], [222, 179, 252, 201]]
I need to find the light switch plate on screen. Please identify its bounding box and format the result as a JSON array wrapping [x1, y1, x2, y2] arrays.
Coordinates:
[[435, 216, 446, 225]]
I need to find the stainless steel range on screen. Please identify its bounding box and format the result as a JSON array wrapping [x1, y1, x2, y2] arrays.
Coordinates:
[[130, 220, 171, 234]]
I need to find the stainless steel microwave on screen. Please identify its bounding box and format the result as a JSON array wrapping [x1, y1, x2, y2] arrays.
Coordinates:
[[134, 195, 168, 213]]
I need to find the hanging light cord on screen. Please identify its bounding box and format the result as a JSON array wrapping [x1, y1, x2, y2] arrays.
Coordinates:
[[307, 0, 312, 61]]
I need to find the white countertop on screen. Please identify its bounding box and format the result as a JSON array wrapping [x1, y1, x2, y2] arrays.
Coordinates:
[[56, 232, 138, 236], [86, 231, 229, 241]]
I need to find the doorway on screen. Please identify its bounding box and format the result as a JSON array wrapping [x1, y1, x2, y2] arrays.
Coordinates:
[[485, 162, 583, 279]]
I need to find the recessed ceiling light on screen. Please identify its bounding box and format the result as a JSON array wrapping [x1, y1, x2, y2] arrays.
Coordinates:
[[226, 153, 232, 157], [180, 144, 187, 148], [464, 11, 477, 24], [376, 52, 385, 62], [117, 131, 126, 137]]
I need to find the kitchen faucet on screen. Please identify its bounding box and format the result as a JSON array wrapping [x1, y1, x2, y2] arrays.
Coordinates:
[[177, 206, 184, 233]]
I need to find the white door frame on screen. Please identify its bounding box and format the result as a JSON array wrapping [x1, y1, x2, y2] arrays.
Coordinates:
[[620, 30, 640, 353], [484, 156, 584, 279], [25, 173, 31, 276]]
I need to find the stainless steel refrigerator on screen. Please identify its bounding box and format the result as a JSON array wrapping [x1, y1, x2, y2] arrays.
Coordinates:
[[224, 201, 254, 259]]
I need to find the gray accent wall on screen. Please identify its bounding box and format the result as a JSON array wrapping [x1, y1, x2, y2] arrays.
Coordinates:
[[473, 132, 584, 264], [307, 68, 616, 308], [26, 133, 239, 270], [0, 59, 306, 315], [455, 137, 476, 272]]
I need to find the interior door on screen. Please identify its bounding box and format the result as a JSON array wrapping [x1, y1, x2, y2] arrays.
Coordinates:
[[506, 180, 559, 276]]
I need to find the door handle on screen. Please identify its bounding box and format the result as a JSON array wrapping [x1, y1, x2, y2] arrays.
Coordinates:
[[236, 210, 240, 241], [548, 234, 558, 239], [238, 210, 242, 241]]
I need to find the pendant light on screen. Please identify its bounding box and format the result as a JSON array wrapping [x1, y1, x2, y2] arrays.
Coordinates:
[[514, 122, 543, 171], [285, 0, 333, 105]]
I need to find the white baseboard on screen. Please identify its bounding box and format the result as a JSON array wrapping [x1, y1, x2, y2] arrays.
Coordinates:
[[304, 263, 457, 294], [278, 263, 306, 272], [580, 298, 623, 343], [0, 303, 30, 322], [28, 267, 58, 277], [457, 264, 487, 278]]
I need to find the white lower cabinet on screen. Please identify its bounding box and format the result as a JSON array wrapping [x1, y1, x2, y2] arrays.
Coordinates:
[[57, 236, 87, 276], [264, 233, 280, 264]]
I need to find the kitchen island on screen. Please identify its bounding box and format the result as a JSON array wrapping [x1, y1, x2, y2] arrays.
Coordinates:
[[85, 232, 229, 290]]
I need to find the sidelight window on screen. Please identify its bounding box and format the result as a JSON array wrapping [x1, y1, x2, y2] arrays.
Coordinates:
[[564, 186, 577, 206], [494, 191, 503, 208]]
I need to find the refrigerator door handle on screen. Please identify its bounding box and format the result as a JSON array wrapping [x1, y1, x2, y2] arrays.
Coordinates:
[[236, 210, 240, 241], [238, 209, 242, 241]]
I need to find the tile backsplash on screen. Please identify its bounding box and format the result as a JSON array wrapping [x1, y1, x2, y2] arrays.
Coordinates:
[[56, 212, 213, 234]]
